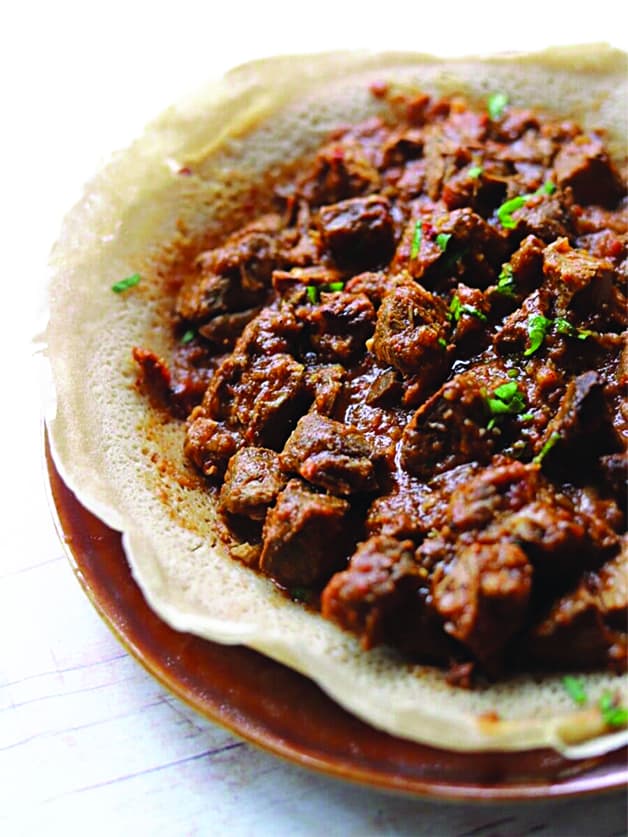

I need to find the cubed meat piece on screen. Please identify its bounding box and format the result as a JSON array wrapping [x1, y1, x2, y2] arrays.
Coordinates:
[[219, 448, 287, 519], [537, 371, 620, 466], [272, 265, 344, 303], [176, 216, 283, 323], [299, 291, 376, 364], [280, 412, 378, 495], [316, 195, 395, 269], [343, 270, 398, 307], [304, 364, 345, 417], [184, 413, 241, 478], [234, 305, 303, 357], [500, 497, 619, 583], [525, 551, 627, 671], [432, 541, 532, 667], [496, 234, 545, 299], [296, 138, 381, 205], [197, 307, 261, 349], [514, 194, 570, 243], [441, 164, 506, 214], [233, 354, 308, 449], [202, 351, 308, 449], [542, 237, 616, 315], [553, 134, 624, 208], [321, 536, 423, 649], [259, 479, 350, 586], [448, 461, 540, 532], [371, 279, 449, 382], [400, 372, 494, 479], [365, 369, 401, 406], [449, 283, 491, 347], [365, 481, 433, 541], [431, 208, 508, 287], [494, 288, 551, 355]]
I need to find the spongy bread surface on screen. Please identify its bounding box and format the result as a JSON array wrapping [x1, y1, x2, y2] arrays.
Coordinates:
[[45, 45, 628, 754]]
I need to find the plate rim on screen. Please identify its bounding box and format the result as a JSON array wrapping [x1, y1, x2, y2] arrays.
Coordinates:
[[44, 432, 628, 802]]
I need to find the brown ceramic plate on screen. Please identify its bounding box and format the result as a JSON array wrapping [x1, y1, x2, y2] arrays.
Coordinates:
[[45, 434, 627, 801]]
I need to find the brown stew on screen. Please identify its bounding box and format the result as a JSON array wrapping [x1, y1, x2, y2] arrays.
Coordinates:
[[135, 87, 627, 684]]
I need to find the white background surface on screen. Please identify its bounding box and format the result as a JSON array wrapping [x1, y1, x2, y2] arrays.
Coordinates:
[[1, 2, 627, 834]]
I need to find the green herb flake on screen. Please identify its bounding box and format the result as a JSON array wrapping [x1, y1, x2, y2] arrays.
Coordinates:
[[306, 285, 319, 304], [112, 273, 141, 293], [507, 368, 519, 379], [438, 337, 448, 348], [554, 317, 593, 341], [486, 381, 526, 427], [563, 675, 588, 706], [410, 218, 423, 259], [449, 295, 487, 325], [533, 431, 561, 465], [325, 281, 345, 293], [538, 180, 556, 195], [519, 412, 533, 422], [487, 92, 509, 121], [468, 165, 483, 179], [180, 329, 196, 344], [524, 314, 552, 357], [599, 692, 628, 728], [436, 232, 452, 252], [496, 263, 516, 296], [497, 195, 528, 230]]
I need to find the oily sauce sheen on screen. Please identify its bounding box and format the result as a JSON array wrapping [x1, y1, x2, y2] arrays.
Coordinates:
[[134, 87, 628, 685]]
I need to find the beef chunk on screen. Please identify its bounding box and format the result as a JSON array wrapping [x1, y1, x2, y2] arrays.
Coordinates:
[[371, 279, 449, 383], [500, 496, 618, 583], [525, 551, 627, 671], [343, 270, 396, 307], [197, 307, 261, 349], [515, 194, 570, 243], [494, 288, 551, 355], [400, 372, 494, 479], [316, 195, 395, 269], [299, 290, 376, 363], [448, 461, 540, 532], [432, 540, 533, 667], [553, 134, 624, 208], [184, 414, 241, 478], [280, 412, 378, 495], [366, 480, 434, 541], [219, 448, 287, 519], [259, 479, 350, 586], [304, 364, 345, 416], [365, 368, 401, 406], [176, 216, 283, 323], [235, 305, 303, 357], [297, 137, 381, 205], [450, 283, 491, 347], [321, 536, 423, 649], [542, 237, 616, 315], [537, 371, 621, 467]]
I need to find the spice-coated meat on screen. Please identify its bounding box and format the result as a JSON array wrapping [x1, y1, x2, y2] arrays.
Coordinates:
[[135, 86, 628, 682]]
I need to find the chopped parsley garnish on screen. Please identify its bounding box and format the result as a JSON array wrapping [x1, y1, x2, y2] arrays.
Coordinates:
[[524, 314, 552, 357], [438, 337, 448, 348], [496, 195, 528, 230], [487, 92, 509, 120], [507, 368, 519, 379], [410, 218, 423, 259], [554, 317, 593, 341], [436, 232, 452, 252], [599, 692, 628, 728], [111, 273, 141, 293], [537, 180, 556, 195], [449, 295, 487, 325], [468, 165, 483, 179], [533, 431, 560, 465], [306, 285, 319, 304], [563, 676, 588, 706], [180, 328, 196, 344], [496, 263, 516, 296], [326, 281, 345, 292], [486, 380, 526, 429]]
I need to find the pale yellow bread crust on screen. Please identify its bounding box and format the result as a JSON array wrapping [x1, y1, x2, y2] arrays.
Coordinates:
[[44, 45, 628, 755]]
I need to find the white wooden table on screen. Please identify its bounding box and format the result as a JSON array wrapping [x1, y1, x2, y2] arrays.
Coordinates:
[[2, 4, 626, 833]]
